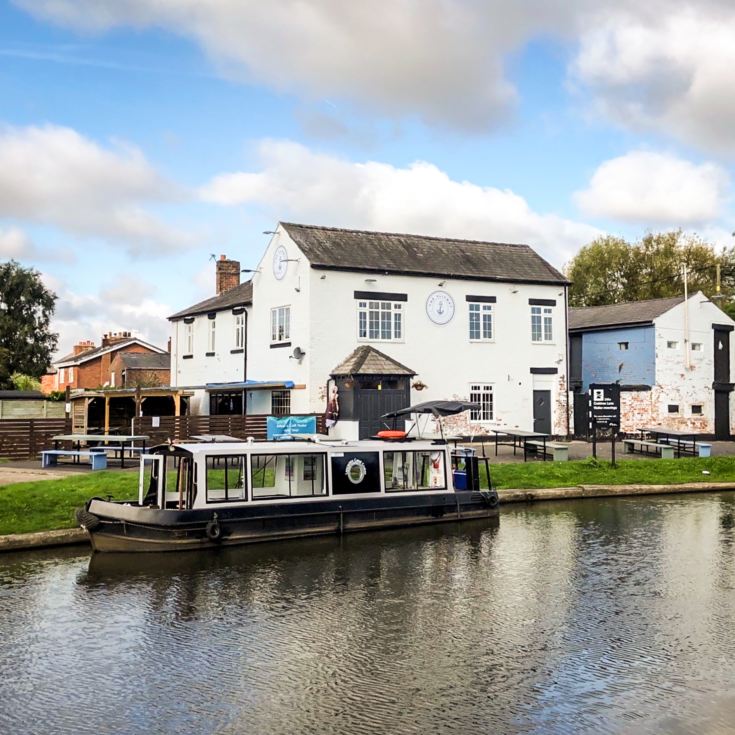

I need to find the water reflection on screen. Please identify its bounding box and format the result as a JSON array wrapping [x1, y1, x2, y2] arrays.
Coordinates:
[[2, 496, 735, 733]]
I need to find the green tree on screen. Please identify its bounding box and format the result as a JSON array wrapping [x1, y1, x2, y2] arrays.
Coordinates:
[[566, 231, 735, 309], [0, 261, 58, 389], [10, 372, 42, 391]]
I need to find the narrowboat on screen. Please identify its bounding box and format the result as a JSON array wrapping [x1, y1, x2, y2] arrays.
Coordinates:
[[76, 437, 499, 553]]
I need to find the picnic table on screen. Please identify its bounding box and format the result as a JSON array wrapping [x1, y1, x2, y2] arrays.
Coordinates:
[[51, 434, 149, 469], [638, 427, 700, 458], [491, 429, 551, 461]]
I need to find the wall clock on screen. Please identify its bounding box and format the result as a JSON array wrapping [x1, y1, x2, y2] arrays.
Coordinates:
[[272, 245, 288, 280], [426, 290, 455, 325]]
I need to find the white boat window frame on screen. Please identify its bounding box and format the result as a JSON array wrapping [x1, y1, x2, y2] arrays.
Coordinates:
[[139, 454, 165, 506]]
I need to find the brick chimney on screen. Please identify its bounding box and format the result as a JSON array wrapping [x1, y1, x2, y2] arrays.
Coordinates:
[[216, 254, 241, 295], [73, 340, 95, 355], [101, 331, 132, 348]]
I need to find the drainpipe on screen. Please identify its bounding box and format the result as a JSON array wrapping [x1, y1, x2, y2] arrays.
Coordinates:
[[683, 264, 690, 369], [564, 284, 571, 439], [242, 309, 248, 415]]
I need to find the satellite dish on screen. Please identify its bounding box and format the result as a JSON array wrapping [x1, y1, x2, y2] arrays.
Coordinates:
[[292, 346, 306, 360]]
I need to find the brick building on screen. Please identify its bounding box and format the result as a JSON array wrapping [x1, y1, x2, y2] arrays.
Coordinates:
[[44, 332, 169, 392]]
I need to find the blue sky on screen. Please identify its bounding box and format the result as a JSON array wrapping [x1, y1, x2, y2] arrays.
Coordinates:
[[1, 1, 733, 355]]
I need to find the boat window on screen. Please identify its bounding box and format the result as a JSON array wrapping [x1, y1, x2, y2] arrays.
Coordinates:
[[251, 453, 327, 499], [206, 455, 247, 503], [384, 450, 446, 491]]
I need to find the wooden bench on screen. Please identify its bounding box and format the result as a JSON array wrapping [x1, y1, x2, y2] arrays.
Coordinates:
[[41, 450, 108, 470], [526, 440, 570, 461], [623, 439, 674, 459]]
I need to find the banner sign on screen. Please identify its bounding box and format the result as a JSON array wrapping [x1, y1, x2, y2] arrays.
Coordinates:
[[589, 383, 620, 430], [267, 415, 317, 439]]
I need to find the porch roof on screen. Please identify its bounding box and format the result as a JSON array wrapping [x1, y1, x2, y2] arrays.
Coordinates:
[[331, 345, 416, 377]]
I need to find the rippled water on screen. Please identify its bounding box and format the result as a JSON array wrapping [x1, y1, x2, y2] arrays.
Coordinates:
[[3, 494, 735, 734]]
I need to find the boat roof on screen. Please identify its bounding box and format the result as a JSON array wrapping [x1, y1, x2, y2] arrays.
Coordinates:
[[159, 438, 451, 456]]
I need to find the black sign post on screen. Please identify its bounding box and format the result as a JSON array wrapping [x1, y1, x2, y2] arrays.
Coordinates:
[[589, 383, 621, 467]]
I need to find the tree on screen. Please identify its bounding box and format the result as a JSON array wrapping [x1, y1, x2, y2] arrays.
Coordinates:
[[0, 261, 58, 389], [565, 231, 735, 312]]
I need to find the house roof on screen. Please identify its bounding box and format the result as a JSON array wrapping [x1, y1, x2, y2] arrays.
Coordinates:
[[281, 222, 568, 285], [169, 280, 253, 320], [116, 353, 171, 370], [569, 295, 686, 332], [55, 339, 167, 367], [331, 345, 416, 377]]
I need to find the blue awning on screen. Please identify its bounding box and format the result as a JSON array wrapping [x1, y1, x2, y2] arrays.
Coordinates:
[[205, 380, 295, 392]]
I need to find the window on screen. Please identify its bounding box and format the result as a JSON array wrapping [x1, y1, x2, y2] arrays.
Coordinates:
[[59, 368, 65, 383], [469, 384, 494, 422], [271, 390, 291, 416], [691, 342, 703, 352], [68, 367, 74, 382], [271, 306, 291, 343], [206, 455, 246, 503], [185, 322, 194, 354], [618, 342, 629, 351], [667, 340, 678, 349], [531, 306, 553, 342], [384, 450, 446, 491], [692, 404, 703, 415], [251, 453, 327, 499], [468, 303, 493, 341], [668, 404, 679, 414], [234, 313, 244, 349], [208, 318, 216, 353], [357, 300, 403, 341]]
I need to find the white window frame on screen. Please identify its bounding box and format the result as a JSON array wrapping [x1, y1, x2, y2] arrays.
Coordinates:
[[469, 383, 494, 422], [271, 306, 291, 344], [468, 302, 494, 342], [666, 340, 678, 349], [58, 367, 65, 383], [208, 318, 216, 353], [68, 366, 74, 382], [234, 313, 245, 349], [691, 342, 703, 352], [531, 306, 553, 343], [357, 300, 403, 342], [185, 322, 194, 355]]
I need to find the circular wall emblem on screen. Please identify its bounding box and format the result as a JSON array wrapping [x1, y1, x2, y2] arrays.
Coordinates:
[[426, 290, 455, 325], [345, 458, 367, 485], [272, 245, 288, 280]]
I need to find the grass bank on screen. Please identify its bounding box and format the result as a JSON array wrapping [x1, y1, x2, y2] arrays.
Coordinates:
[[1, 457, 735, 536]]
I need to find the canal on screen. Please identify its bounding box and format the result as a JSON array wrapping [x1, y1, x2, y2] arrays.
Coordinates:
[[2, 493, 735, 734]]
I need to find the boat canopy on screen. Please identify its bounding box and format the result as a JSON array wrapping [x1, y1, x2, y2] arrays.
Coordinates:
[[382, 400, 479, 419]]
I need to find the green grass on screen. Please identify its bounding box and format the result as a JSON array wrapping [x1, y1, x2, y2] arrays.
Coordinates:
[[2, 456, 735, 536], [0, 471, 138, 536], [487, 456, 735, 490]]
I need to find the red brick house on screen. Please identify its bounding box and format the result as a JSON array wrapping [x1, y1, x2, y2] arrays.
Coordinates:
[[44, 332, 169, 392], [109, 352, 171, 388]]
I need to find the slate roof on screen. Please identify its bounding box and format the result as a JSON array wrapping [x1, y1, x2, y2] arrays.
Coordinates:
[[169, 281, 253, 320], [55, 339, 166, 367], [116, 353, 171, 370], [569, 295, 686, 332], [281, 223, 568, 285], [331, 346, 416, 376]]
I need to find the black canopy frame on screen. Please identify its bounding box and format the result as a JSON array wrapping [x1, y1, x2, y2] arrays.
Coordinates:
[[382, 400, 480, 441]]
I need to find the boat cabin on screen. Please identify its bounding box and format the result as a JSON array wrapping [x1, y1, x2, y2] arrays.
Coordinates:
[[139, 439, 482, 511]]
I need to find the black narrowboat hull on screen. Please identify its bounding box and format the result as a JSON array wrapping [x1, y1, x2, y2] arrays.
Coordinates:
[[77, 491, 500, 553]]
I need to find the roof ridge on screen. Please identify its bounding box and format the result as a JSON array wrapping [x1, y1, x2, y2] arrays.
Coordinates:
[[570, 294, 686, 311], [281, 221, 533, 250]]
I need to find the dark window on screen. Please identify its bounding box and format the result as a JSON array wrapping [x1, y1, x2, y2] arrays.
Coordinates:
[[618, 342, 629, 350], [251, 453, 326, 499], [271, 390, 291, 416], [383, 450, 446, 491], [668, 404, 679, 414], [205, 455, 246, 503], [692, 404, 703, 415], [210, 391, 243, 415]]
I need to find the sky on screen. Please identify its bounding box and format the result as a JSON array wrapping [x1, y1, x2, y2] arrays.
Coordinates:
[[1, 0, 734, 357]]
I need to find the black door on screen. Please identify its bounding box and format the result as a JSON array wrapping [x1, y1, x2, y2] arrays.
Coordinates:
[[533, 390, 552, 435], [356, 377, 410, 439], [713, 326, 732, 440], [573, 391, 589, 439]]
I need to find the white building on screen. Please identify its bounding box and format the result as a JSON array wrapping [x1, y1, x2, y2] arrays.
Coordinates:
[[170, 223, 571, 438], [569, 293, 735, 437]]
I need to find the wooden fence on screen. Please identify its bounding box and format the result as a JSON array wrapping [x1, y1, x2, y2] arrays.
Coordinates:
[[131, 414, 326, 447], [0, 418, 71, 459]]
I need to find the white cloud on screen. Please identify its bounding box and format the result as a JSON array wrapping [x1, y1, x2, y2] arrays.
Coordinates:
[[50, 273, 172, 357], [0, 124, 190, 254], [574, 150, 730, 225], [202, 140, 600, 267], [570, 6, 735, 153], [0, 227, 77, 263]]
